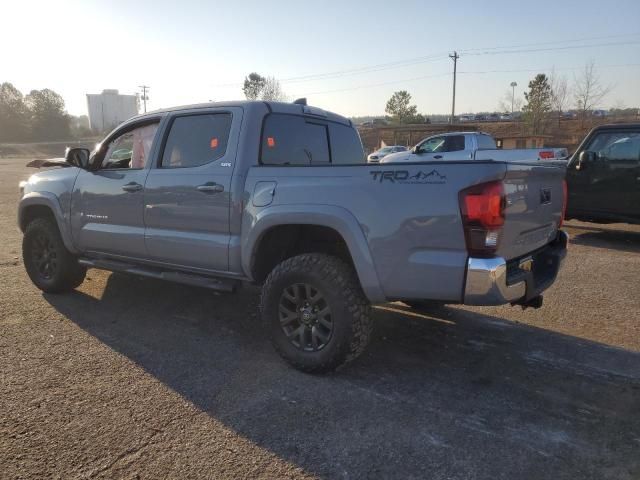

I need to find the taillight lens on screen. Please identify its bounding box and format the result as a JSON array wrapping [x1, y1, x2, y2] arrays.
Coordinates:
[[459, 181, 505, 257], [559, 179, 567, 228]]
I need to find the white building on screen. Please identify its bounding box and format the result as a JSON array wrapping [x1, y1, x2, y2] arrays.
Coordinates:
[[86, 89, 139, 132]]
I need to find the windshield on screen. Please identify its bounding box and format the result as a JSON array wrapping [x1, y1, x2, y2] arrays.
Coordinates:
[[377, 147, 393, 154]]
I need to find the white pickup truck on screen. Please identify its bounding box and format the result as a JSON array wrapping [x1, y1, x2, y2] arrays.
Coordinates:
[[379, 132, 568, 163]]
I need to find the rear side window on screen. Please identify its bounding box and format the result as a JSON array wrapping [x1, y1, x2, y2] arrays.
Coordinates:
[[261, 114, 329, 165], [477, 134, 496, 149], [444, 135, 465, 152], [261, 114, 365, 165], [161, 113, 232, 168], [328, 123, 365, 164]]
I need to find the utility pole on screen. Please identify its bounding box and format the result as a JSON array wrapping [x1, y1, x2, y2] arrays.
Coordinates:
[[449, 51, 459, 124], [138, 85, 150, 113], [510, 81, 517, 114]]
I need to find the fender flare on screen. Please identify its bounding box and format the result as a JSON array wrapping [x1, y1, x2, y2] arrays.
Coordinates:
[[241, 204, 386, 303], [18, 192, 78, 254]]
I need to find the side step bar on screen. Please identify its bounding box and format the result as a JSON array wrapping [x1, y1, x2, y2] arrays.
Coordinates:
[[78, 258, 240, 293]]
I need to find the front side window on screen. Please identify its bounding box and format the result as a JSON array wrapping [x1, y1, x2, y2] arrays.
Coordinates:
[[161, 113, 232, 168], [101, 122, 159, 169], [417, 136, 445, 154], [585, 132, 640, 168]]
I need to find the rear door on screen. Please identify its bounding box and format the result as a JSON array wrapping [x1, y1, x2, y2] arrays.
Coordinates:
[[567, 128, 640, 220], [142, 107, 243, 272]]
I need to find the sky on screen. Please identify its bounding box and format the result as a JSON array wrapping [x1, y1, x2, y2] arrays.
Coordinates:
[[2, 0, 639, 117]]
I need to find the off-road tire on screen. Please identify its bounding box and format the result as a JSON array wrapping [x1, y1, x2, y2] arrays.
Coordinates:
[[260, 253, 372, 373], [23, 217, 86, 293]]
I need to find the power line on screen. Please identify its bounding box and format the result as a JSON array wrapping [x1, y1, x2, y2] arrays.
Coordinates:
[[298, 63, 640, 97], [462, 40, 640, 57], [212, 33, 640, 89]]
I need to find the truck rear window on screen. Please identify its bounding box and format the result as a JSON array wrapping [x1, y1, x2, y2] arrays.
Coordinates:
[[261, 114, 365, 165]]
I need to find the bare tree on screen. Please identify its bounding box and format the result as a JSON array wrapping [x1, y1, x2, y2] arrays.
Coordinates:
[[549, 69, 570, 124], [497, 89, 522, 114], [261, 77, 287, 102], [573, 61, 611, 128]]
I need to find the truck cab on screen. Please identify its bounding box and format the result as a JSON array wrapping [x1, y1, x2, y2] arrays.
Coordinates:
[[566, 124, 640, 224]]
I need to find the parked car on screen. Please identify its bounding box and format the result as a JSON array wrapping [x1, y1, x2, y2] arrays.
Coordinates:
[[459, 114, 476, 122], [592, 109, 608, 118], [18, 100, 567, 373], [380, 132, 567, 163], [566, 123, 640, 224], [367, 145, 407, 163], [499, 113, 512, 121]]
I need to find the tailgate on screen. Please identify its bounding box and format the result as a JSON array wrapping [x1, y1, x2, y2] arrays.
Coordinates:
[[496, 162, 566, 260]]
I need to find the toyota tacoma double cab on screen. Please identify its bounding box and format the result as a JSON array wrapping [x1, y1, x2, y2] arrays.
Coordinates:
[[18, 100, 568, 372]]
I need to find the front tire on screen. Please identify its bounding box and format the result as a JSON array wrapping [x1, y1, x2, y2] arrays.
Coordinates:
[[260, 253, 372, 373], [23, 217, 86, 293]]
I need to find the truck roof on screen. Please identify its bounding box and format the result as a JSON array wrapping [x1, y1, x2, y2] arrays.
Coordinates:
[[427, 131, 492, 137], [130, 100, 352, 126], [590, 123, 640, 131]]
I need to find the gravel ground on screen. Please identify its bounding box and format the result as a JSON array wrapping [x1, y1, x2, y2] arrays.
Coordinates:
[[1, 157, 639, 479]]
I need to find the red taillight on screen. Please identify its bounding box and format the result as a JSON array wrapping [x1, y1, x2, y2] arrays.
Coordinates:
[[559, 179, 567, 228], [459, 181, 505, 257]]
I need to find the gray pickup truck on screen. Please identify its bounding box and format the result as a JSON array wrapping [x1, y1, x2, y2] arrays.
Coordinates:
[[18, 100, 568, 372]]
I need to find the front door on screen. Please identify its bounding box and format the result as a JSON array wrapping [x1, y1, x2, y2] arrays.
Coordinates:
[[567, 129, 640, 220], [70, 121, 160, 257], [143, 108, 242, 272]]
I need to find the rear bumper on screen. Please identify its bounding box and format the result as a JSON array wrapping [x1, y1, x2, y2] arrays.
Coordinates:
[[463, 231, 568, 305]]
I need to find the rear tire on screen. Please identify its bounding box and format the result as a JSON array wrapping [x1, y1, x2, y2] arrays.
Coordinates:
[[260, 253, 372, 373], [23, 217, 86, 293]]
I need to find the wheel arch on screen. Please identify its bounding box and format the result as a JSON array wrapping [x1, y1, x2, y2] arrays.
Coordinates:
[[18, 193, 78, 254], [242, 205, 386, 303]]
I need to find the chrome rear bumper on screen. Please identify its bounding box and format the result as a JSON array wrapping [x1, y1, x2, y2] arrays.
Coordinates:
[[463, 231, 568, 306]]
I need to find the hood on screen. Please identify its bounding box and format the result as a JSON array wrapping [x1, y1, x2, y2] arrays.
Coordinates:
[[379, 150, 413, 163], [21, 164, 80, 198], [26, 157, 71, 168]]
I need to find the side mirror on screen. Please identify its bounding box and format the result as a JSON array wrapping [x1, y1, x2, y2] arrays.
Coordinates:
[[576, 150, 596, 170], [65, 147, 91, 169]]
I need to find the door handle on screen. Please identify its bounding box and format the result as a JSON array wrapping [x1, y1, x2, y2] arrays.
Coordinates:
[[196, 182, 224, 194], [433, 155, 443, 159], [122, 182, 142, 192]]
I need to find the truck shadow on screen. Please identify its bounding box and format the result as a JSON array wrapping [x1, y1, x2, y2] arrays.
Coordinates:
[[44, 272, 640, 479], [567, 224, 640, 253]]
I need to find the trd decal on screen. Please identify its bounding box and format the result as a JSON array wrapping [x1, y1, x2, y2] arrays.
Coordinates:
[[370, 169, 447, 184]]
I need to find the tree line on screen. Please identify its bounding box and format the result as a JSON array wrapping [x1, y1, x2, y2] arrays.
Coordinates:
[[0, 82, 77, 142], [382, 61, 622, 133]]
